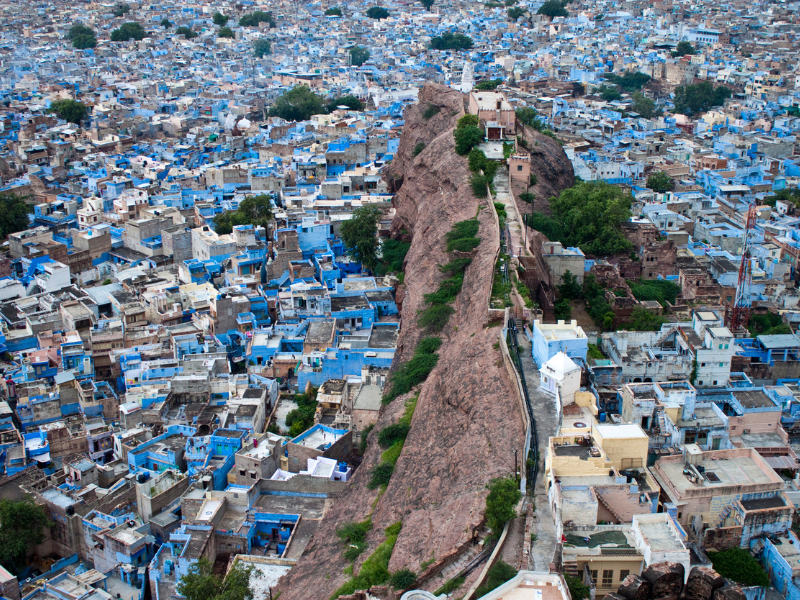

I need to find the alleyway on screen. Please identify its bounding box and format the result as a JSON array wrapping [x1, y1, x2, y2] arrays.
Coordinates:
[[516, 329, 559, 571]]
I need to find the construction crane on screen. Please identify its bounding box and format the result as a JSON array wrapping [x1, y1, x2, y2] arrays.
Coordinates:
[[727, 203, 758, 332]]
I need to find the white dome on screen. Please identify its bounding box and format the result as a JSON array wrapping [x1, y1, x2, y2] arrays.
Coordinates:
[[237, 118, 251, 129]]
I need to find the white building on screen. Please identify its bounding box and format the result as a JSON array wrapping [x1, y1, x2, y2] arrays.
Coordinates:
[[540, 352, 581, 406]]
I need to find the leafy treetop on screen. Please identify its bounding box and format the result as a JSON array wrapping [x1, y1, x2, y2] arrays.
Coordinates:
[[253, 38, 271, 57], [48, 99, 89, 124], [111, 3, 131, 17], [340, 206, 383, 270], [324, 7, 343, 16], [672, 81, 731, 115], [161, 18, 172, 28], [365, 6, 390, 19], [218, 26, 235, 38], [0, 497, 52, 575], [646, 171, 674, 193], [526, 181, 633, 256], [485, 477, 521, 537], [213, 194, 274, 235], [429, 31, 474, 50], [110, 22, 146, 41], [454, 113, 484, 155], [475, 78, 502, 90], [176, 26, 198, 39], [239, 11, 275, 27], [537, 0, 568, 17], [508, 6, 526, 20], [0, 195, 32, 244], [327, 95, 365, 112], [349, 46, 370, 67], [420, 0, 435, 9], [212, 12, 229, 26], [268, 85, 327, 122], [603, 71, 651, 92], [176, 557, 254, 600], [672, 40, 695, 56]]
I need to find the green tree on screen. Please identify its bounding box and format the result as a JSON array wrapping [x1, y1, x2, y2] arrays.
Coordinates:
[[214, 194, 274, 235], [558, 270, 582, 300], [485, 477, 521, 537], [597, 84, 621, 101], [429, 32, 473, 50], [48, 99, 89, 124], [673, 40, 695, 56], [420, 0, 435, 9], [646, 171, 674, 193], [349, 45, 370, 66], [454, 114, 484, 155], [708, 549, 769, 588], [268, 85, 327, 121], [554, 298, 572, 321], [627, 307, 666, 331], [67, 23, 97, 48], [475, 561, 518, 598], [508, 6, 526, 19], [218, 26, 234, 38], [327, 95, 365, 112], [175, 26, 198, 39], [564, 573, 591, 600], [340, 206, 382, 270], [253, 38, 271, 57], [0, 195, 32, 240], [71, 33, 97, 49], [325, 7, 343, 16], [531, 182, 632, 256], [239, 11, 275, 27], [213, 12, 229, 26], [516, 107, 547, 132], [177, 558, 254, 600], [110, 22, 146, 41], [365, 6, 390, 19], [0, 497, 51, 575], [537, 0, 568, 17], [603, 71, 651, 92], [161, 18, 172, 28], [475, 78, 503, 90], [672, 81, 731, 115], [111, 3, 130, 17], [390, 569, 416, 590], [631, 91, 657, 118]]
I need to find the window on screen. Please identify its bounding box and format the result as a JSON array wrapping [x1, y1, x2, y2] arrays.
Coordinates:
[[517, 165, 523, 171], [620, 570, 630, 581], [603, 570, 614, 586], [719, 363, 724, 367], [239, 469, 246, 476], [590, 570, 598, 584]]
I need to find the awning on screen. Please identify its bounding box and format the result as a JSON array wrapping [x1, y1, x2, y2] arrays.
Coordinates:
[[764, 455, 799, 471]]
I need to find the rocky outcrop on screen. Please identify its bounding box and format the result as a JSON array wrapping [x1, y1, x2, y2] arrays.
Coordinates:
[[277, 83, 525, 599], [511, 124, 575, 217]]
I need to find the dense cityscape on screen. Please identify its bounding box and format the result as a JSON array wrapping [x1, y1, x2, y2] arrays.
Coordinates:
[[0, 0, 796, 599]]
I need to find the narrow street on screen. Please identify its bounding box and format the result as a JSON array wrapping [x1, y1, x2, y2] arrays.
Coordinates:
[[494, 167, 527, 259], [516, 329, 559, 571]]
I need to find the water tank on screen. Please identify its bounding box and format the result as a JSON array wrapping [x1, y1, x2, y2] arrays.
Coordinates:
[[66, 505, 75, 516], [599, 412, 606, 423], [338, 461, 347, 472]]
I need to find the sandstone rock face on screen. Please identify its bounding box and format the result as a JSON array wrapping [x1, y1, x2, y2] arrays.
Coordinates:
[[277, 83, 526, 599]]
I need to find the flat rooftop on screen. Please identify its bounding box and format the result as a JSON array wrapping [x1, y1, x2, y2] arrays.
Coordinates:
[[657, 453, 778, 493], [637, 519, 684, 553]]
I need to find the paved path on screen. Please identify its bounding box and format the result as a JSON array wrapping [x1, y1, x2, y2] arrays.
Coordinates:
[[516, 330, 559, 571], [494, 167, 526, 259]]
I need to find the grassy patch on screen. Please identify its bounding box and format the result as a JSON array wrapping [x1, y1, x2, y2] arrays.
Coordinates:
[[370, 396, 419, 489], [368, 462, 395, 489], [378, 423, 410, 448], [418, 304, 456, 332], [331, 522, 403, 598], [475, 561, 518, 597], [383, 338, 441, 403], [336, 519, 373, 562], [413, 142, 425, 157], [587, 344, 605, 360], [435, 575, 466, 596], [628, 278, 681, 307], [422, 104, 440, 120], [445, 219, 480, 252], [375, 239, 410, 276]]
